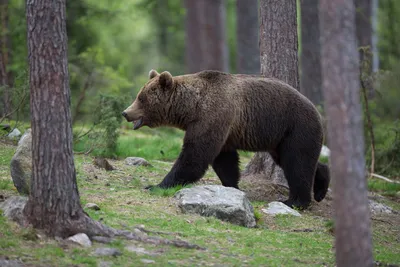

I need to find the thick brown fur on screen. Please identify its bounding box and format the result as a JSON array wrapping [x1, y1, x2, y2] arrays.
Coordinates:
[[122, 70, 330, 209]]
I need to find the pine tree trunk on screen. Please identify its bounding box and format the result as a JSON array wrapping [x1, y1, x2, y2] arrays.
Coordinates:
[[242, 0, 299, 186], [299, 0, 323, 106], [320, 0, 373, 266], [355, 0, 374, 98], [23, 0, 113, 238], [0, 0, 11, 117], [236, 0, 260, 74], [185, 0, 228, 73]]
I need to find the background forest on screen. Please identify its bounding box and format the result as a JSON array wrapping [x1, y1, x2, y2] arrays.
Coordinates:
[[1, 0, 400, 178]]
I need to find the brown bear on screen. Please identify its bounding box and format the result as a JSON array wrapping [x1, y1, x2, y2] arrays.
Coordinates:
[[122, 69, 330, 209]]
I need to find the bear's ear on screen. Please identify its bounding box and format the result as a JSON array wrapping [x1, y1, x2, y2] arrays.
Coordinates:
[[159, 71, 173, 89], [149, 69, 160, 79]]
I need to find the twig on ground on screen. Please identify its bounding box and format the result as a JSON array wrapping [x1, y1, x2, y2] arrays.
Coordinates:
[[369, 173, 400, 184], [134, 225, 185, 237]]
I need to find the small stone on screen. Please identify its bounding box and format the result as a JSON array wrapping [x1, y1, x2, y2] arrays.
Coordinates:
[[94, 248, 121, 257], [125, 157, 150, 167], [98, 261, 112, 267], [92, 236, 114, 244], [261, 201, 302, 217], [7, 128, 21, 139], [67, 233, 92, 247], [85, 203, 100, 210], [0, 259, 24, 267], [320, 145, 330, 157], [140, 259, 155, 264]]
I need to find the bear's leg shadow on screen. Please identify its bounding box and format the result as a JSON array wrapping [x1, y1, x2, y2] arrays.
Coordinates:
[[278, 140, 320, 209], [212, 150, 240, 189]]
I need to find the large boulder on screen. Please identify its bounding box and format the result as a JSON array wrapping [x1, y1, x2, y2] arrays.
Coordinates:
[[10, 129, 32, 194], [174, 185, 256, 228]]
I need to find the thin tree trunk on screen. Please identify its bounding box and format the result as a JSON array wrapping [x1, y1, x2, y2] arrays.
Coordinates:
[[299, 0, 323, 106], [0, 0, 11, 117], [371, 0, 379, 72], [320, 0, 373, 266], [23, 0, 114, 238], [185, 0, 228, 73], [236, 0, 260, 74], [243, 0, 299, 186], [356, 0, 374, 98]]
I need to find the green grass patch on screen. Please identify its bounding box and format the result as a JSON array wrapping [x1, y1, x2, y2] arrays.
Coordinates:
[[368, 179, 400, 196]]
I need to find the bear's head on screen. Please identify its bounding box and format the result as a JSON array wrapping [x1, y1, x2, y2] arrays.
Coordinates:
[[122, 69, 174, 130]]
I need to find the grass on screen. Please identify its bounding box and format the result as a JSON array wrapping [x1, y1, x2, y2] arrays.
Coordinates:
[[0, 127, 400, 266], [368, 179, 400, 197]]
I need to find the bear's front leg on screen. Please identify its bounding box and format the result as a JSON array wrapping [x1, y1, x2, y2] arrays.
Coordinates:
[[146, 124, 228, 190]]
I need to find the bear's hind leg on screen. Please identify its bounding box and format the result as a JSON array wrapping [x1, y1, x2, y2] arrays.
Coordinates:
[[212, 150, 240, 189], [278, 142, 319, 209]]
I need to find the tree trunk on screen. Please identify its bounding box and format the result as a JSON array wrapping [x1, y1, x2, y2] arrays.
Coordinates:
[[299, 0, 323, 106], [0, 0, 11, 117], [236, 0, 260, 74], [242, 0, 299, 186], [371, 0, 379, 72], [185, 0, 228, 73], [355, 0, 374, 98], [23, 0, 114, 238], [319, 0, 374, 266]]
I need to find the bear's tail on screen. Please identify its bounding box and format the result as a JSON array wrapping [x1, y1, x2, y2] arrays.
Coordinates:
[[313, 162, 330, 202]]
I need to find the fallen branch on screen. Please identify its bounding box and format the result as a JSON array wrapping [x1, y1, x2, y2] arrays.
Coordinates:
[[369, 173, 400, 184]]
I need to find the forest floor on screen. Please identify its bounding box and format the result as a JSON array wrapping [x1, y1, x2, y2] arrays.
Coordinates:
[[0, 128, 399, 267]]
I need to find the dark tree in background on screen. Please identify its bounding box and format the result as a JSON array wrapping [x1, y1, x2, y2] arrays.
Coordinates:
[[185, 0, 228, 73], [243, 0, 299, 185], [299, 0, 323, 107], [0, 0, 11, 117], [23, 0, 113, 237], [320, 0, 373, 266], [356, 0, 372, 66], [236, 0, 259, 74]]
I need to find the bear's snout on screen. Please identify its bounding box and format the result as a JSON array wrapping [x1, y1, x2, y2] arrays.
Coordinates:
[[122, 111, 128, 118]]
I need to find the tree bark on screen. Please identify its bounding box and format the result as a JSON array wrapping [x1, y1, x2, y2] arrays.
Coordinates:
[[0, 0, 11, 117], [236, 0, 260, 74], [299, 0, 323, 106], [319, 0, 373, 266], [23, 0, 114, 238], [242, 0, 299, 186], [185, 0, 228, 73]]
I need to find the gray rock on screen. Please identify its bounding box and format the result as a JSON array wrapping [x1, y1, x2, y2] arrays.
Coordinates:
[[7, 128, 21, 139], [261, 201, 301, 217], [10, 129, 32, 194], [0, 259, 24, 267], [369, 200, 393, 215], [0, 196, 28, 225], [320, 145, 330, 158], [140, 259, 155, 264], [174, 185, 256, 228], [93, 248, 122, 257], [84, 203, 100, 210], [67, 233, 92, 247], [92, 236, 114, 244], [125, 157, 150, 167]]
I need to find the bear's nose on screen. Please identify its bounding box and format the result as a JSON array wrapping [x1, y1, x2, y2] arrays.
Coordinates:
[[122, 112, 127, 118]]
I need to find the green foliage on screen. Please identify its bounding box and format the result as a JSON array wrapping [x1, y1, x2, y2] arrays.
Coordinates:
[[73, 94, 125, 158], [149, 184, 192, 197]]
